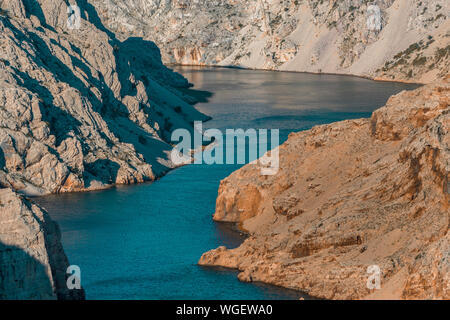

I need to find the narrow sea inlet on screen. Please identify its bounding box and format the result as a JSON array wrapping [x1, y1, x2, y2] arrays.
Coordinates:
[[34, 67, 418, 299]]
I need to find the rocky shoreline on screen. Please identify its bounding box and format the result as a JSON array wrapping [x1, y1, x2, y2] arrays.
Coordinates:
[[0, 0, 208, 299], [0, 0, 210, 197], [0, 188, 85, 299], [92, 0, 450, 84], [170, 63, 427, 85], [199, 78, 449, 300]]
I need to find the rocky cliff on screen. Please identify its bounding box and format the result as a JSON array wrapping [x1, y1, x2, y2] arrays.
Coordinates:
[[0, 0, 209, 196], [0, 188, 85, 299], [199, 78, 449, 299], [0, 0, 209, 299], [92, 0, 449, 83]]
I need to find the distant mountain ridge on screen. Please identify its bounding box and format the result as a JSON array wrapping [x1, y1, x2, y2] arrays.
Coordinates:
[[91, 0, 449, 83]]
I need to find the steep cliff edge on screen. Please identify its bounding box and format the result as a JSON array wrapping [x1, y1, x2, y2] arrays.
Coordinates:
[[199, 78, 449, 299], [0, 0, 209, 299], [92, 0, 449, 83], [0, 0, 209, 196], [0, 188, 85, 299]]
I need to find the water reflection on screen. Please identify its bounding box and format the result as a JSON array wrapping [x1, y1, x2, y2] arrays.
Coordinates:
[[174, 66, 419, 130]]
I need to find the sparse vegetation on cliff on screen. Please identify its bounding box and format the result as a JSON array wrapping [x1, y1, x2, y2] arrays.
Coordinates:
[[91, 0, 449, 83]]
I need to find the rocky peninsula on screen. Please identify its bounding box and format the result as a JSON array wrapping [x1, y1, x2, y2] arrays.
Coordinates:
[[199, 78, 449, 299], [0, 0, 207, 299]]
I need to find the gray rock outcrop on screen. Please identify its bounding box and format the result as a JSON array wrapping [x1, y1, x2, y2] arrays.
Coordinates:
[[0, 0, 210, 300], [0, 0, 209, 196], [0, 188, 85, 299]]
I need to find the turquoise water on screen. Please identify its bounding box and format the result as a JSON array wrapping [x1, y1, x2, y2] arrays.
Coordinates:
[[35, 67, 418, 299]]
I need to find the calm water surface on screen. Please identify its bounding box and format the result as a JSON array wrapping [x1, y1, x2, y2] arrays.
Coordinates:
[[35, 67, 418, 299]]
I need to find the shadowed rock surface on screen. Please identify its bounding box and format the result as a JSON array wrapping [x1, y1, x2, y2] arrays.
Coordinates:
[[0, 188, 85, 299], [91, 0, 449, 83], [199, 78, 449, 299], [0, 0, 210, 299], [0, 0, 210, 196]]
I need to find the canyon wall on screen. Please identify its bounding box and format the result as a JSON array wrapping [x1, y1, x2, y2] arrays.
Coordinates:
[[0, 0, 209, 299], [0, 0, 209, 197], [92, 0, 449, 83], [0, 188, 85, 299], [199, 78, 449, 299]]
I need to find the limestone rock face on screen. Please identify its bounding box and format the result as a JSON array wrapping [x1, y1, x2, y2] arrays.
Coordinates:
[[0, 188, 85, 299], [0, 0, 210, 300], [0, 0, 209, 196], [199, 78, 449, 300], [91, 0, 449, 83]]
